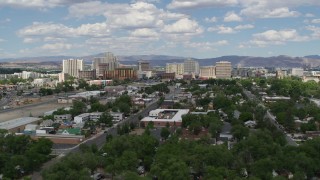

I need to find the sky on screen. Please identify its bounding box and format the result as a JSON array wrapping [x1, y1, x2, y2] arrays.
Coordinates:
[[0, 0, 320, 59]]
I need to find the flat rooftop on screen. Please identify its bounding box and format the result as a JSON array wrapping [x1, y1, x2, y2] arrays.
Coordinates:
[[142, 109, 189, 122], [0, 117, 41, 130]]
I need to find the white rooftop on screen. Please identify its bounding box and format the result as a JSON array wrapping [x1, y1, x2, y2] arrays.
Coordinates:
[[0, 117, 41, 130], [142, 109, 189, 122]]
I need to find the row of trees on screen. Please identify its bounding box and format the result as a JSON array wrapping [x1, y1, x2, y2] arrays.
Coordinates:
[[0, 77, 27, 85], [0, 68, 22, 74], [41, 123, 320, 179]]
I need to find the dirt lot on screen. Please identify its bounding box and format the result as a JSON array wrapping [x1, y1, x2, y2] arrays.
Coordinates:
[[0, 102, 69, 122], [129, 128, 145, 135]]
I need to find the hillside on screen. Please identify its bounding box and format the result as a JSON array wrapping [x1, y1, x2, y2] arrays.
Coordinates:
[[1, 54, 320, 68]]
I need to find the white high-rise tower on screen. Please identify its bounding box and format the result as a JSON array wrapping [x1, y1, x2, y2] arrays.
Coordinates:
[[62, 59, 84, 78]]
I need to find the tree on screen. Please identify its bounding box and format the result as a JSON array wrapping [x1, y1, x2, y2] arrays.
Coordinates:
[[147, 121, 154, 129], [160, 127, 170, 140], [231, 125, 249, 141], [239, 112, 253, 122], [209, 122, 223, 138], [151, 157, 189, 180], [250, 158, 275, 179], [189, 121, 202, 135], [90, 102, 107, 112], [98, 112, 113, 127], [70, 100, 86, 117], [118, 102, 131, 115]]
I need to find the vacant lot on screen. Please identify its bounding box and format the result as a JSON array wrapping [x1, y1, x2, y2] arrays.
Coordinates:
[[0, 102, 69, 122]]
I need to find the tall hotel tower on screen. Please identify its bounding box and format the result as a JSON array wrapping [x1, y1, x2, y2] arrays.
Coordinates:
[[62, 59, 84, 77]]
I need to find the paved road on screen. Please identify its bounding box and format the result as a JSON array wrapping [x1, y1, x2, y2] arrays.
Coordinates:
[[265, 110, 298, 146], [243, 90, 298, 146]]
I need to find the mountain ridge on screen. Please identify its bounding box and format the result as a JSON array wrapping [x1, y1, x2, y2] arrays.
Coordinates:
[[0, 54, 319, 68]]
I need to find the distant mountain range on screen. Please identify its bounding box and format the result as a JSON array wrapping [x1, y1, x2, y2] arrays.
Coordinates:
[[1, 54, 320, 68]]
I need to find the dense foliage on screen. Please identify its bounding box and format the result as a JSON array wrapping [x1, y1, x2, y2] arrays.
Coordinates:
[[41, 126, 320, 180], [0, 130, 53, 179]]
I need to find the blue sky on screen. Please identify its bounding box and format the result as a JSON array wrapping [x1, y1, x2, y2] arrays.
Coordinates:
[[0, 0, 319, 59]]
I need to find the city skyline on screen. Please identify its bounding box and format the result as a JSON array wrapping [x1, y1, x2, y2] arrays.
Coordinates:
[[0, 0, 320, 59]]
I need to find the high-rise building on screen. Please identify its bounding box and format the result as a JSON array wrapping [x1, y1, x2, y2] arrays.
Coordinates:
[[138, 60, 151, 71], [62, 59, 84, 78], [93, 52, 119, 77], [215, 61, 232, 79], [200, 66, 216, 79], [166, 63, 184, 75], [184, 59, 199, 74]]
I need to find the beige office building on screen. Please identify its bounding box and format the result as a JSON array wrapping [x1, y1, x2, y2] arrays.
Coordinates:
[[166, 63, 184, 75], [62, 59, 84, 78], [215, 61, 232, 79], [200, 66, 216, 79]]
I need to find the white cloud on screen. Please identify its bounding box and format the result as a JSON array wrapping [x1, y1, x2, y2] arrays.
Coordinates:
[[234, 24, 254, 30], [0, 38, 5, 42], [311, 19, 320, 24], [208, 25, 236, 34], [216, 40, 229, 45], [184, 40, 229, 51], [68, 1, 108, 18], [205, 17, 217, 23], [0, 0, 91, 9], [131, 0, 160, 3], [85, 36, 160, 55], [131, 28, 159, 38], [250, 29, 309, 46], [237, 44, 246, 49], [306, 26, 320, 39], [76, 23, 111, 37], [224, 12, 242, 22], [162, 18, 203, 35], [17, 22, 111, 41], [44, 37, 67, 42], [18, 22, 73, 37], [41, 43, 73, 51], [241, 7, 300, 18], [167, 0, 238, 9], [104, 2, 164, 29], [305, 13, 315, 18], [23, 37, 40, 43], [69, 1, 189, 30], [159, 12, 189, 21]]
